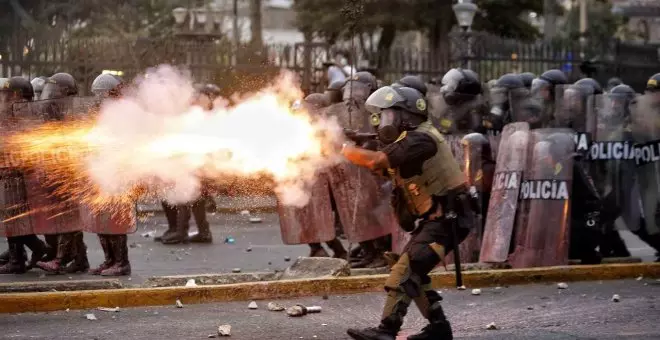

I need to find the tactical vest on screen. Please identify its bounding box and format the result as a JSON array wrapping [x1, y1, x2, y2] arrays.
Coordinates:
[[388, 121, 467, 216]]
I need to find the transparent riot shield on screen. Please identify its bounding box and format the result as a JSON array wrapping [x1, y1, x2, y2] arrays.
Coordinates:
[[278, 171, 336, 245], [324, 101, 372, 132], [590, 94, 640, 233], [480, 122, 531, 263], [554, 84, 595, 132], [0, 168, 34, 237], [631, 94, 660, 236], [509, 128, 574, 268], [327, 162, 397, 243], [11, 97, 96, 123], [81, 203, 138, 235]]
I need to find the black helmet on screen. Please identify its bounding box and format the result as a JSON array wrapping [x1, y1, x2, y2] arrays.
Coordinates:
[[303, 93, 331, 112], [199, 84, 221, 100], [495, 73, 525, 89], [91, 73, 122, 97], [324, 79, 345, 104], [365, 85, 427, 118], [346, 71, 378, 92], [609, 84, 636, 105], [646, 73, 660, 93], [393, 75, 427, 96], [606, 77, 623, 91], [574, 78, 603, 95], [42, 73, 78, 99], [531, 69, 568, 95], [440, 68, 482, 105], [1, 77, 35, 101], [519, 72, 535, 89]]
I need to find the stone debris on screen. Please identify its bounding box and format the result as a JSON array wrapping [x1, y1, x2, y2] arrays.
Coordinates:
[[495, 286, 502, 290], [185, 279, 197, 287], [287, 305, 322, 317], [457, 285, 467, 291], [85, 313, 97, 321], [636, 276, 643, 281], [249, 217, 263, 223], [611, 294, 620, 302], [526, 306, 533, 310], [240, 210, 250, 216], [97, 307, 120, 313], [208, 335, 216, 338], [284, 256, 291, 262], [141, 231, 155, 238], [246, 246, 253, 252], [248, 301, 258, 309], [175, 299, 184, 308], [557, 282, 568, 289], [217, 324, 231, 336], [224, 237, 235, 244], [232, 268, 242, 273], [267, 302, 285, 311], [486, 322, 498, 330], [471, 289, 481, 296]]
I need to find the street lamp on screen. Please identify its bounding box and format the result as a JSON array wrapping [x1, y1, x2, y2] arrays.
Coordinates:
[[452, 0, 479, 69], [172, 7, 188, 25]]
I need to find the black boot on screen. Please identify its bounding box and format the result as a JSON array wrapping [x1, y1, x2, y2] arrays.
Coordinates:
[[37, 233, 76, 274], [64, 232, 89, 273], [43, 235, 58, 261], [0, 248, 9, 265], [189, 199, 212, 243], [162, 205, 190, 245], [347, 290, 408, 340], [352, 241, 378, 268], [155, 201, 177, 242], [326, 238, 347, 259], [21, 235, 50, 270], [101, 235, 131, 276], [0, 237, 27, 274], [308, 243, 330, 257], [407, 301, 453, 340], [90, 235, 114, 275]]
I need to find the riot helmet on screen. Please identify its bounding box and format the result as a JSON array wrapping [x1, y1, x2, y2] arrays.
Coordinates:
[[604, 84, 636, 122], [42, 73, 78, 100], [531, 69, 568, 101], [440, 68, 482, 106], [489, 73, 528, 118], [519, 72, 535, 90], [645, 73, 660, 93], [393, 75, 428, 96], [574, 78, 603, 95], [325, 79, 345, 104], [365, 86, 428, 144], [342, 71, 377, 103], [200, 84, 221, 100], [31, 76, 48, 100], [301, 93, 331, 118], [605, 77, 623, 92], [91, 73, 122, 98], [5, 77, 35, 102]]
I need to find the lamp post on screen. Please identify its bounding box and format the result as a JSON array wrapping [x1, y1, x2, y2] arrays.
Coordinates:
[[172, 5, 224, 40], [452, 0, 478, 69]]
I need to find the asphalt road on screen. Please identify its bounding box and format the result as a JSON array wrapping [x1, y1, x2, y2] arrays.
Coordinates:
[[0, 279, 658, 339], [0, 211, 657, 285]]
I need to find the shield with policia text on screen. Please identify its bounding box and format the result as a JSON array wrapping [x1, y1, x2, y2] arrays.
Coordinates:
[[278, 171, 336, 244], [508, 128, 574, 268], [480, 122, 531, 263], [630, 94, 660, 237], [587, 93, 641, 232]]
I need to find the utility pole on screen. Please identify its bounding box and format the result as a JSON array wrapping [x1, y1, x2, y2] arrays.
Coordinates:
[[233, 0, 240, 65]]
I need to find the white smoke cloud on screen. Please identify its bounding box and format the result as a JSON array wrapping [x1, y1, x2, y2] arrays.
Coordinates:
[[85, 65, 344, 207]]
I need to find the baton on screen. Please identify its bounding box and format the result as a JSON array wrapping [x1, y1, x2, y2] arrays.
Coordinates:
[[447, 210, 463, 288]]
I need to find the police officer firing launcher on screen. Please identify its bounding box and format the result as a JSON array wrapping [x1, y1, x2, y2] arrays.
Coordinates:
[[341, 85, 476, 340]]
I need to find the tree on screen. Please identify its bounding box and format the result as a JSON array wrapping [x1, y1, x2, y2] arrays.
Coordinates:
[[292, 0, 543, 70]]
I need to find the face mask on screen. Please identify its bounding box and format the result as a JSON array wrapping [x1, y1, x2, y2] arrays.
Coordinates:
[[377, 109, 401, 144]]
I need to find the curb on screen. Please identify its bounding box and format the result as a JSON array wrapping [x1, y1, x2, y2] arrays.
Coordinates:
[[137, 206, 278, 214], [0, 279, 122, 294], [0, 263, 657, 314]]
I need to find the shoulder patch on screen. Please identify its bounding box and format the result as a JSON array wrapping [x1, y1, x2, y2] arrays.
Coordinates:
[[440, 119, 452, 128], [394, 130, 408, 143], [416, 98, 426, 111], [385, 93, 394, 101], [648, 79, 658, 88], [554, 163, 562, 175]]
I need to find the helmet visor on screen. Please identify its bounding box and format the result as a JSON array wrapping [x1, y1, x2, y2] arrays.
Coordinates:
[[440, 69, 463, 95], [365, 86, 404, 114], [531, 78, 551, 96], [41, 82, 68, 100]]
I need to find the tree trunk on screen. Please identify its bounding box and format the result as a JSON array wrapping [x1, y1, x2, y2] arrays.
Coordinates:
[[376, 24, 396, 73], [249, 0, 263, 48], [429, 4, 454, 75]]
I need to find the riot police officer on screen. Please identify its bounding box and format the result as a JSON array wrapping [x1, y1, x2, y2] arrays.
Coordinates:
[[0, 77, 53, 274], [30, 76, 48, 101], [36, 72, 90, 274], [488, 73, 533, 129], [429, 67, 485, 134], [393, 75, 428, 97], [91, 73, 122, 99], [344, 86, 475, 340], [605, 77, 623, 92], [324, 79, 345, 105], [531, 69, 569, 127]]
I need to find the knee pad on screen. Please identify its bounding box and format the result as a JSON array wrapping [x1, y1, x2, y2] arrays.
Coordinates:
[[384, 253, 423, 298]]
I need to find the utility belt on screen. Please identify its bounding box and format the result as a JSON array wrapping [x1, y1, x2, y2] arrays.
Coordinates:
[[421, 184, 472, 223]]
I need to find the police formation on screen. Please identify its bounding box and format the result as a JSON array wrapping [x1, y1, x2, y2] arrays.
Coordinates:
[[294, 69, 660, 340], [0, 73, 222, 276]]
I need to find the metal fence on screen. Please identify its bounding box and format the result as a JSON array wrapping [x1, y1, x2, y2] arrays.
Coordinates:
[[1, 32, 659, 95]]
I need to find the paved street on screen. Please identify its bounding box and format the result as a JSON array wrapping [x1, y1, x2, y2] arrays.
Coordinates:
[[0, 210, 657, 286], [0, 279, 658, 339]]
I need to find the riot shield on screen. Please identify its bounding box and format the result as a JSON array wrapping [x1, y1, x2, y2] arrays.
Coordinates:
[[553, 85, 595, 132], [327, 161, 397, 243], [509, 128, 574, 268], [480, 122, 530, 263], [631, 94, 660, 236], [278, 171, 336, 245], [81, 203, 138, 235], [324, 101, 372, 132], [0, 168, 34, 237], [11, 97, 96, 123], [590, 94, 640, 232]]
